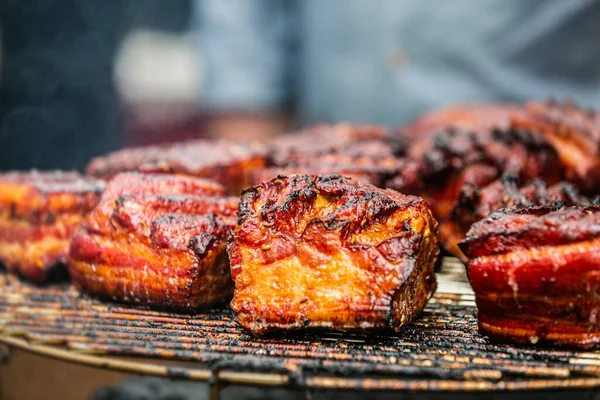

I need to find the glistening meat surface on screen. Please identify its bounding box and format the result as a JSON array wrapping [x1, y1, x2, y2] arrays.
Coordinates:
[[69, 173, 237, 309], [228, 174, 439, 334], [460, 205, 600, 348]]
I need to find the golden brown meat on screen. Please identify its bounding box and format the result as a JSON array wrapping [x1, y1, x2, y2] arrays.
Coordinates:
[[512, 99, 600, 193], [69, 172, 237, 309], [228, 174, 439, 335], [86, 139, 266, 194], [0, 171, 104, 282], [460, 205, 600, 348], [442, 177, 595, 261]]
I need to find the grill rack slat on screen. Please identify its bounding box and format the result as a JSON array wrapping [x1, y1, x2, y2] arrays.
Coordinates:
[[1, 258, 599, 392]]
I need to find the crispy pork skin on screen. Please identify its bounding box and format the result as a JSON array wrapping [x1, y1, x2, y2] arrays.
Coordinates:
[[0, 171, 104, 282], [460, 205, 600, 348], [85, 139, 266, 194], [69, 173, 237, 309], [228, 174, 439, 334]]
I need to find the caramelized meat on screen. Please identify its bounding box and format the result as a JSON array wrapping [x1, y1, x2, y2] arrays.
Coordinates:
[[228, 174, 439, 334], [512, 100, 600, 193], [0, 171, 104, 282], [390, 124, 562, 258], [249, 156, 418, 188], [269, 123, 389, 166], [86, 139, 266, 194], [399, 104, 522, 141], [443, 177, 594, 260], [69, 173, 237, 309], [460, 205, 600, 348], [253, 123, 405, 187], [249, 165, 383, 186]]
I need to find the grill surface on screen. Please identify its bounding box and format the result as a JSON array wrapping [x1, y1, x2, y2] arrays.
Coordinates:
[[0, 258, 599, 392]]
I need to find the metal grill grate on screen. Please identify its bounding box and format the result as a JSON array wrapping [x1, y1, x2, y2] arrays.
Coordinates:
[[0, 258, 599, 392]]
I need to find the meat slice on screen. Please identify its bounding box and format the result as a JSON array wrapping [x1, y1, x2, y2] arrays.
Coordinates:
[[69, 173, 237, 309], [0, 170, 104, 282], [86, 139, 266, 194], [228, 174, 439, 334], [443, 177, 595, 260], [460, 205, 600, 348]]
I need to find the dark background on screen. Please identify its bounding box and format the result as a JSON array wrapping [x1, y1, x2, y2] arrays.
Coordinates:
[[0, 0, 191, 171]]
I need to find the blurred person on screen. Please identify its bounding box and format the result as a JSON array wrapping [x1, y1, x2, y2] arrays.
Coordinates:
[[196, 0, 600, 140]]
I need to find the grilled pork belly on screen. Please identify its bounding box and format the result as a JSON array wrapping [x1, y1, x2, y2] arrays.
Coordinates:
[[460, 205, 600, 348], [0, 171, 104, 282], [390, 123, 562, 257], [251, 123, 407, 187], [228, 174, 439, 334], [513, 100, 600, 193], [69, 173, 237, 309], [443, 177, 595, 261], [85, 139, 266, 194], [396, 100, 600, 258], [269, 124, 394, 166]]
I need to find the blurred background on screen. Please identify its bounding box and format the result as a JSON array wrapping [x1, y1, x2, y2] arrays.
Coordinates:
[[2, 0, 600, 172]]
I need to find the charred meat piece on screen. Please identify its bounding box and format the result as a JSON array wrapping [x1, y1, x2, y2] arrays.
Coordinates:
[[393, 103, 564, 258], [513, 100, 600, 193], [86, 139, 266, 194], [390, 125, 563, 245], [443, 177, 594, 260], [0, 171, 104, 282], [254, 123, 405, 187], [460, 205, 600, 348], [228, 174, 439, 335], [69, 173, 237, 309]]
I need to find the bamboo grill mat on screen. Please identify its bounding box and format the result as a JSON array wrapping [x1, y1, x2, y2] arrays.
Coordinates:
[[0, 257, 599, 392]]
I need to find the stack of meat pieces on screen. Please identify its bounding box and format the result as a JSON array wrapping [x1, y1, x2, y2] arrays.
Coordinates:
[[228, 174, 439, 334], [69, 173, 238, 309], [86, 139, 266, 194], [0, 171, 103, 282]]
